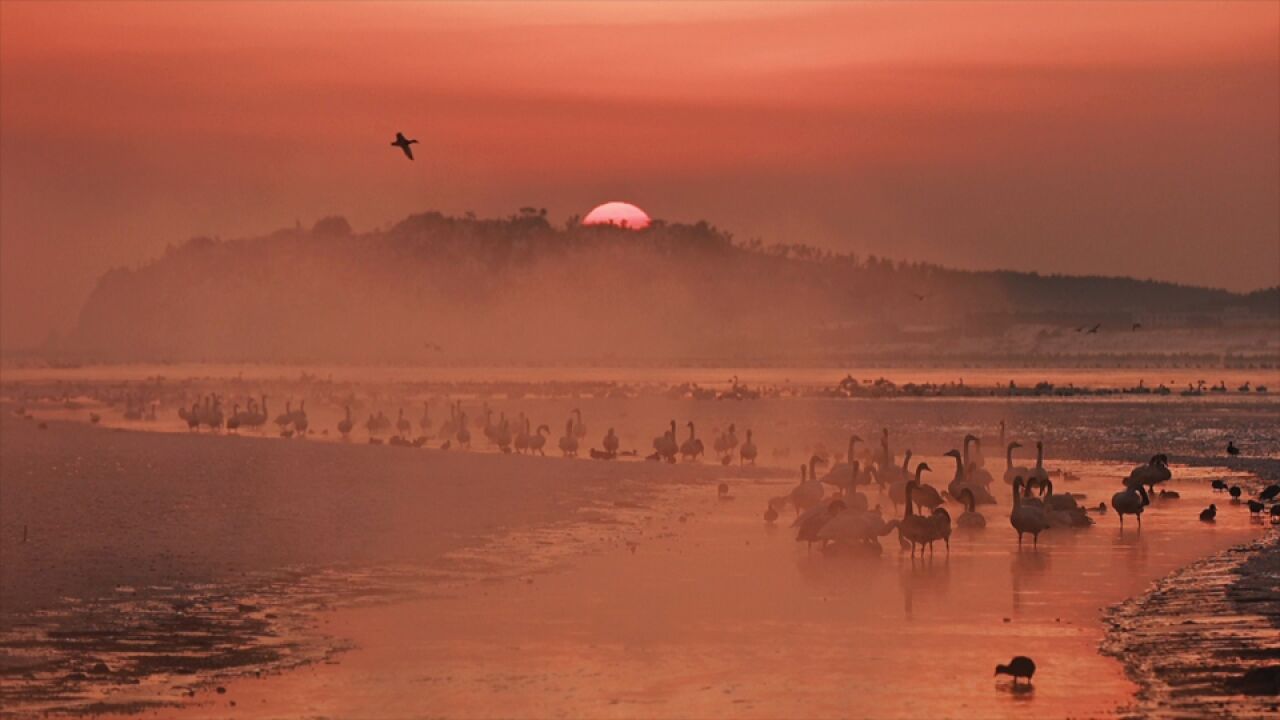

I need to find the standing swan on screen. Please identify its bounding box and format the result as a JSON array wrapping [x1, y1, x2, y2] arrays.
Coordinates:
[[964, 435, 996, 486], [1003, 442, 1031, 485], [529, 424, 549, 456], [559, 418, 579, 457], [337, 406, 353, 439], [897, 463, 936, 556], [740, 429, 758, 466], [1111, 482, 1150, 530], [680, 422, 704, 462], [1010, 477, 1051, 547]]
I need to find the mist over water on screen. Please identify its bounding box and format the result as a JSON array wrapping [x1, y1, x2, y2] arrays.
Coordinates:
[[40, 210, 1279, 367]]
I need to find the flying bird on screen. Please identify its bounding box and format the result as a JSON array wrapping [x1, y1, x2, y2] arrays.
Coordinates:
[[391, 132, 419, 160], [1132, 323, 1142, 331], [1087, 323, 1101, 334], [912, 292, 926, 301]]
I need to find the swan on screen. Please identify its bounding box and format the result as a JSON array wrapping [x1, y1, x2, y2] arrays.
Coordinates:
[[572, 409, 587, 442], [558, 418, 579, 457], [713, 424, 739, 461], [679, 422, 704, 461], [291, 400, 308, 436], [887, 450, 912, 509], [246, 395, 267, 432], [438, 401, 459, 439], [723, 424, 739, 455], [337, 406, 354, 438], [816, 505, 900, 549], [912, 481, 944, 514], [945, 449, 997, 505], [788, 457, 826, 516], [740, 429, 758, 465], [653, 420, 678, 463], [963, 435, 995, 487], [602, 428, 620, 457], [181, 401, 200, 431], [396, 408, 410, 438], [1003, 442, 1032, 485], [929, 507, 952, 552], [1018, 478, 1044, 509], [1010, 477, 1051, 546], [820, 434, 862, 484], [956, 488, 986, 529], [495, 416, 512, 452], [896, 463, 936, 556], [482, 406, 497, 445], [1040, 479, 1093, 527], [1125, 454, 1171, 493], [1029, 441, 1049, 486], [529, 424, 549, 455], [1111, 482, 1150, 529], [226, 404, 242, 433], [275, 400, 293, 431], [877, 428, 894, 472], [455, 411, 471, 449], [970, 433, 986, 468], [795, 498, 846, 551]]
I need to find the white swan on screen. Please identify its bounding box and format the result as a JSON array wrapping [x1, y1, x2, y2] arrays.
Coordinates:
[[1003, 442, 1032, 485]]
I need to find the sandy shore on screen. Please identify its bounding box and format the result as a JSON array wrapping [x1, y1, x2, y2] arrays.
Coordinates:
[[1104, 531, 1280, 718]]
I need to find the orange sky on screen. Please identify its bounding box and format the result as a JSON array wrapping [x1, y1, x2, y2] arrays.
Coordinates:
[[2, 1, 1277, 349]]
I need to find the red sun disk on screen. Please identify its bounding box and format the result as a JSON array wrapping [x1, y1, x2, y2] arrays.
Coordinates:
[[582, 201, 651, 229]]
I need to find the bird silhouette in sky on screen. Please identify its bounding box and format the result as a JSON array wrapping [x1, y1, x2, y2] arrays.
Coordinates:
[[1132, 322, 1142, 331], [911, 292, 926, 301], [391, 132, 418, 160], [1087, 323, 1101, 334]]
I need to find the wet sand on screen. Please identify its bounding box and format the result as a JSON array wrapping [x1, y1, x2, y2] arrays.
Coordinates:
[[0, 414, 769, 715]]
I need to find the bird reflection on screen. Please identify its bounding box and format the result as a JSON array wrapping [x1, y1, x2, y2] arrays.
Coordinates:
[[1010, 549, 1051, 613]]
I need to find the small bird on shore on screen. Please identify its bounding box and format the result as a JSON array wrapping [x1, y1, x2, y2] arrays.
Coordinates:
[[1247, 500, 1264, 516], [1199, 504, 1217, 522], [1227, 441, 1240, 456], [1211, 479, 1228, 492], [1271, 505, 1280, 523], [391, 131, 418, 160], [1259, 484, 1280, 501], [994, 656, 1036, 686], [764, 504, 779, 524], [1229, 486, 1242, 500]]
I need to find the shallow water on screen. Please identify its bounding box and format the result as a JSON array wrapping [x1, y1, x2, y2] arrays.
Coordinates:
[[2, 370, 1278, 717], [152, 464, 1274, 719]]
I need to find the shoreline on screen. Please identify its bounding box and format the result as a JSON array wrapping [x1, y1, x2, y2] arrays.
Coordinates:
[[1103, 533, 1280, 717], [0, 415, 773, 716]]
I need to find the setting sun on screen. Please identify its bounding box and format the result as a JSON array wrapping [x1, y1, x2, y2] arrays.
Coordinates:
[[582, 201, 651, 229]]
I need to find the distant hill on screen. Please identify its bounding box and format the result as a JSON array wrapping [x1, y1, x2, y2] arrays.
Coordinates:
[[64, 210, 1278, 364]]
